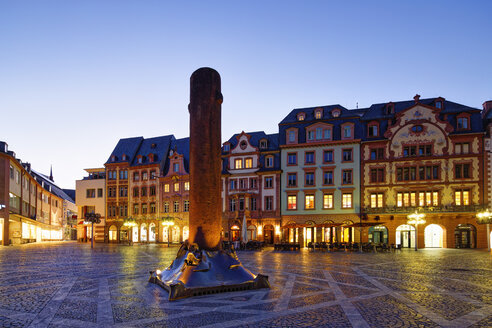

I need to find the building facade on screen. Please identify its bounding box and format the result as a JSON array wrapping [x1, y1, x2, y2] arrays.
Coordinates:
[[279, 106, 364, 247], [75, 168, 106, 243], [361, 95, 488, 248], [0, 141, 75, 245], [221, 131, 281, 244]]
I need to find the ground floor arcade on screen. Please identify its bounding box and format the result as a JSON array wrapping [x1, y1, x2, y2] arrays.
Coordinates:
[[0, 214, 64, 245]]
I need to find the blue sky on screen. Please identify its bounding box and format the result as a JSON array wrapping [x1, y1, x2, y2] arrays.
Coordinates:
[[1, 1, 491, 189]]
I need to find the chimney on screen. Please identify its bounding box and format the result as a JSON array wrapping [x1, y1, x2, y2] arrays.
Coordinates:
[[482, 100, 492, 119], [414, 94, 421, 103]]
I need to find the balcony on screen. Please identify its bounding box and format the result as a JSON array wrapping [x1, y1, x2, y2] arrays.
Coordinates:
[[363, 204, 482, 215]]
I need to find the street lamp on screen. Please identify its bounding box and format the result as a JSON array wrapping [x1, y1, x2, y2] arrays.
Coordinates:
[[162, 217, 174, 247], [123, 218, 137, 245], [407, 211, 426, 251], [476, 209, 492, 251], [84, 212, 101, 249]]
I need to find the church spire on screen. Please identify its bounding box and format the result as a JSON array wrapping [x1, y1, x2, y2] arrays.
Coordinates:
[[49, 165, 54, 182]]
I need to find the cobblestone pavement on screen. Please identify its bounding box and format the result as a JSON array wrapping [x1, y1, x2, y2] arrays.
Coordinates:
[[0, 242, 491, 328]]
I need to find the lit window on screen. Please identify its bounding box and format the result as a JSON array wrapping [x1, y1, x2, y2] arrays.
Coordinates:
[[370, 193, 383, 208], [287, 195, 297, 210], [342, 193, 352, 208], [305, 195, 315, 209], [235, 159, 243, 169], [184, 182, 190, 191], [455, 190, 470, 206], [297, 113, 305, 121], [164, 202, 169, 213], [244, 158, 253, 168], [315, 110, 322, 119], [323, 194, 333, 209], [174, 183, 179, 192], [174, 201, 179, 212]]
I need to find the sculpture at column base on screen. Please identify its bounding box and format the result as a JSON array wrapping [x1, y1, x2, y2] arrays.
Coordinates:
[[149, 242, 270, 301]]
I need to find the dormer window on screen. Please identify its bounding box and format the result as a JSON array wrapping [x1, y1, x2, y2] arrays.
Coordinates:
[[148, 154, 154, 162], [223, 144, 230, 152], [314, 108, 323, 119], [111, 155, 116, 162], [259, 139, 267, 149], [341, 122, 355, 140], [137, 156, 143, 164], [435, 101, 442, 109], [122, 154, 127, 161], [297, 113, 305, 121], [457, 117, 469, 130], [368, 122, 379, 137], [331, 109, 340, 118], [239, 140, 247, 150], [173, 163, 179, 172], [385, 103, 394, 115], [265, 156, 274, 168], [151, 143, 157, 149], [286, 128, 298, 144]]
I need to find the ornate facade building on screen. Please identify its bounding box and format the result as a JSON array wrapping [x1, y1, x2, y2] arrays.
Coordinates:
[[221, 131, 281, 244], [0, 141, 75, 245], [279, 106, 364, 247], [361, 95, 488, 248]]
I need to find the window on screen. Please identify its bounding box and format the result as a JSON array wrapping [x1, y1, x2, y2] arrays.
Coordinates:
[[287, 173, 297, 187], [133, 203, 139, 215], [119, 187, 128, 197], [323, 194, 333, 209], [265, 156, 273, 168], [397, 191, 438, 207], [150, 170, 156, 179], [457, 117, 469, 130], [324, 128, 332, 140], [184, 181, 190, 191], [245, 158, 253, 168], [86, 189, 96, 198], [342, 193, 352, 208], [150, 202, 156, 213], [250, 197, 257, 211], [265, 196, 274, 211], [307, 130, 315, 140], [133, 172, 140, 181], [259, 140, 267, 149], [223, 144, 230, 152], [230, 180, 236, 190], [173, 163, 179, 172], [250, 178, 257, 189], [397, 165, 439, 181], [288, 131, 296, 142], [323, 150, 333, 163], [435, 101, 442, 109], [235, 159, 243, 169], [164, 184, 169, 192], [323, 170, 333, 185], [142, 203, 148, 214], [343, 126, 352, 138], [184, 200, 189, 212], [138, 157, 143, 164], [174, 201, 179, 212], [368, 124, 378, 137], [297, 113, 305, 121], [265, 177, 273, 188], [342, 170, 352, 184], [229, 199, 236, 211], [287, 153, 297, 165], [315, 109, 322, 119], [150, 186, 156, 196], [342, 149, 352, 162], [418, 145, 432, 156], [455, 190, 470, 206], [305, 151, 315, 164], [305, 172, 315, 186], [316, 127, 323, 140], [119, 205, 128, 217], [142, 171, 148, 180], [174, 183, 179, 192], [403, 146, 417, 157], [287, 195, 297, 210], [10, 165, 14, 179], [455, 163, 471, 179], [108, 187, 116, 198], [239, 178, 247, 189], [141, 187, 147, 197], [164, 202, 169, 213], [370, 148, 384, 160], [97, 188, 103, 198], [370, 193, 384, 208], [455, 143, 470, 154], [305, 195, 315, 209], [370, 168, 384, 183], [119, 170, 128, 180], [411, 125, 424, 133], [239, 197, 245, 211]]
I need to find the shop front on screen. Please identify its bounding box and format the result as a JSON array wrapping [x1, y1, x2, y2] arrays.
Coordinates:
[[368, 225, 388, 244], [454, 224, 476, 248]]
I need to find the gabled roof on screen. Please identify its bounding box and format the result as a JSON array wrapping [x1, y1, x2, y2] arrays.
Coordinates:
[[360, 98, 480, 121], [31, 169, 75, 203], [105, 137, 143, 164], [225, 131, 279, 152], [130, 135, 174, 166], [170, 137, 190, 173], [279, 105, 362, 125]]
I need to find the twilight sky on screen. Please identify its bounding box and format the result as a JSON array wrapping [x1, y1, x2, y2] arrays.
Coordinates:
[[1, 1, 491, 189]]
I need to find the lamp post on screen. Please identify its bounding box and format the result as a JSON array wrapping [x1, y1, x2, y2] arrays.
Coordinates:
[[84, 212, 101, 249], [407, 211, 426, 251], [123, 218, 137, 245], [476, 209, 492, 251], [162, 218, 174, 247]]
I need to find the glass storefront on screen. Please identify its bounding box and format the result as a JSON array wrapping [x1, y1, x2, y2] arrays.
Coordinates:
[[454, 224, 476, 248], [109, 225, 117, 241], [396, 224, 415, 248]]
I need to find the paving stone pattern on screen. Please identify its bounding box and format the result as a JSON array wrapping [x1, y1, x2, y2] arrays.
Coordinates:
[[0, 242, 491, 327]]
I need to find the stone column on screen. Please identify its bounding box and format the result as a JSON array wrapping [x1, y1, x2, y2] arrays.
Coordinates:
[[188, 68, 223, 251]]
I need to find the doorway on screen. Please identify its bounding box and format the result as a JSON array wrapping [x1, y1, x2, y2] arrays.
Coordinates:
[[425, 224, 443, 248], [264, 225, 274, 244], [396, 224, 415, 248], [454, 224, 476, 248]]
